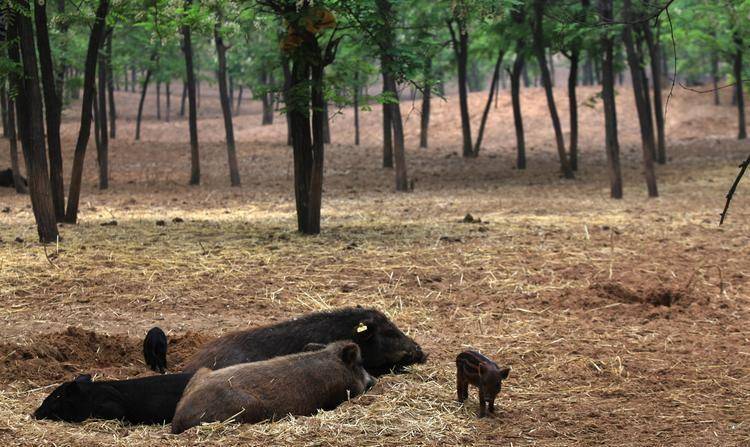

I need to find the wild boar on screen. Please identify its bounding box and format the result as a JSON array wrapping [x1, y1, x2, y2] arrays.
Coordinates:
[[181, 307, 427, 376], [456, 350, 510, 417], [32, 373, 192, 424], [143, 327, 167, 373], [0, 168, 26, 188], [171, 341, 376, 434]]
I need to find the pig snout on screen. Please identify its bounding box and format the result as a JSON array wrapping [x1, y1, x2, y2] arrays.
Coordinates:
[[364, 372, 377, 391]]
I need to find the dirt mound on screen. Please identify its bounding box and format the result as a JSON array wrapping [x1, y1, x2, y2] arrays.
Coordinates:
[[0, 327, 141, 385], [167, 331, 213, 371], [591, 282, 689, 307]]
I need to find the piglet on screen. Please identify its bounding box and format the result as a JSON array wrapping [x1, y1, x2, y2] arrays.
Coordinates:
[[456, 350, 510, 417]]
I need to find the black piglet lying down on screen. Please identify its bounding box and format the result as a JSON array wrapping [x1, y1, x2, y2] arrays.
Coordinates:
[[33, 373, 192, 424]]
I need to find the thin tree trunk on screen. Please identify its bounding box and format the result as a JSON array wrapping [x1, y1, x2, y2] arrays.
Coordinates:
[[9, 7, 58, 242], [6, 97, 26, 194], [282, 54, 293, 146], [474, 48, 504, 156], [642, 24, 666, 164], [712, 49, 720, 106], [165, 81, 171, 122], [135, 60, 154, 141], [511, 49, 526, 170], [420, 60, 431, 149], [448, 19, 473, 157], [532, 0, 574, 179], [568, 50, 580, 171], [56, 0, 67, 104], [65, 0, 109, 223], [548, 49, 555, 87], [180, 81, 187, 117], [354, 76, 360, 146], [381, 64, 393, 168], [600, 0, 622, 198], [214, 21, 240, 187], [34, 0, 65, 219], [131, 67, 136, 92], [235, 85, 243, 115], [228, 76, 234, 114], [734, 33, 746, 140], [1, 82, 8, 138], [623, 0, 658, 197], [97, 45, 109, 190], [156, 81, 161, 120], [106, 28, 116, 139], [182, 0, 200, 185]]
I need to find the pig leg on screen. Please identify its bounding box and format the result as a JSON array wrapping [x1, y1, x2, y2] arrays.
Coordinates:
[[456, 368, 469, 402], [478, 388, 486, 418], [488, 397, 495, 414]]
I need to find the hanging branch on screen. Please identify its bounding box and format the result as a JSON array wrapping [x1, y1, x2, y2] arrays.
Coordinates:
[[719, 154, 750, 225]]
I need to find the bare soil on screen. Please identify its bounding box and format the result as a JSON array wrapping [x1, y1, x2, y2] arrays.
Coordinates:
[[0, 84, 749, 446]]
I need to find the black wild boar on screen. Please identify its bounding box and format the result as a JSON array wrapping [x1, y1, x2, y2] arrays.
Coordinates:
[[32, 373, 192, 424], [143, 327, 168, 373], [171, 341, 376, 434], [456, 350, 510, 417], [0, 168, 26, 188], [181, 307, 427, 376]]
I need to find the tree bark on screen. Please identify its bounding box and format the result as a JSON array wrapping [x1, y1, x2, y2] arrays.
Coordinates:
[[419, 60, 431, 149], [165, 81, 171, 122], [34, 0, 65, 219], [6, 97, 26, 194], [642, 24, 665, 164], [734, 33, 746, 140], [156, 81, 161, 120], [214, 21, 241, 187], [282, 54, 293, 146], [511, 48, 526, 170], [235, 85, 243, 115], [9, 7, 59, 242], [0, 83, 8, 138], [532, 0, 574, 179], [568, 50, 580, 171], [599, 0, 622, 199], [474, 48, 504, 156], [180, 81, 187, 117], [448, 19, 473, 157], [711, 49, 720, 106], [97, 43, 109, 190], [182, 0, 200, 185], [623, 0, 658, 197], [354, 73, 360, 146], [65, 0, 109, 223], [106, 28, 116, 139], [381, 64, 393, 168]]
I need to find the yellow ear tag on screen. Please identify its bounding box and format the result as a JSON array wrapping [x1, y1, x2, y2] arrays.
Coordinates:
[[356, 323, 368, 333]]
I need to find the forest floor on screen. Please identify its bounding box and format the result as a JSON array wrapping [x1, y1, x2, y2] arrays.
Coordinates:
[[0, 84, 749, 446]]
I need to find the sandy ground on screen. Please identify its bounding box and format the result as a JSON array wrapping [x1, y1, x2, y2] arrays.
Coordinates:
[[0, 82, 749, 446]]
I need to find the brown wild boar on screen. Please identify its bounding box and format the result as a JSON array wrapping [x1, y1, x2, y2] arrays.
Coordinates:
[[456, 350, 510, 417], [171, 341, 376, 434]]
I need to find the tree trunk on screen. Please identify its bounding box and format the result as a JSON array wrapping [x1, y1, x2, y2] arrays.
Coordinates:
[[182, 0, 200, 185], [583, 55, 594, 85], [55, 0, 67, 104], [97, 44, 109, 190], [511, 48, 526, 170], [532, 0, 574, 179], [131, 67, 136, 92], [419, 60, 431, 149], [474, 48, 504, 156], [282, 54, 293, 146], [65, 0, 109, 223], [235, 85, 243, 115], [548, 49, 555, 87], [568, 50, 580, 171], [599, 0, 622, 199], [734, 33, 746, 140], [6, 97, 26, 194], [354, 74, 360, 146], [135, 62, 154, 141], [381, 64, 393, 168], [0, 83, 7, 139], [165, 81, 171, 122], [156, 81, 161, 120], [623, 0, 658, 197], [228, 76, 234, 114], [180, 81, 187, 117], [712, 49, 720, 106], [214, 22, 240, 187], [34, 0, 65, 220], [9, 7, 59, 242], [448, 19, 473, 157], [322, 102, 330, 144], [642, 24, 666, 164], [106, 28, 116, 139]]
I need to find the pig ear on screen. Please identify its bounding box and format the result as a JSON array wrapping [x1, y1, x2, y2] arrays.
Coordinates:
[[340, 343, 360, 367], [353, 319, 377, 340], [499, 367, 510, 381]]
